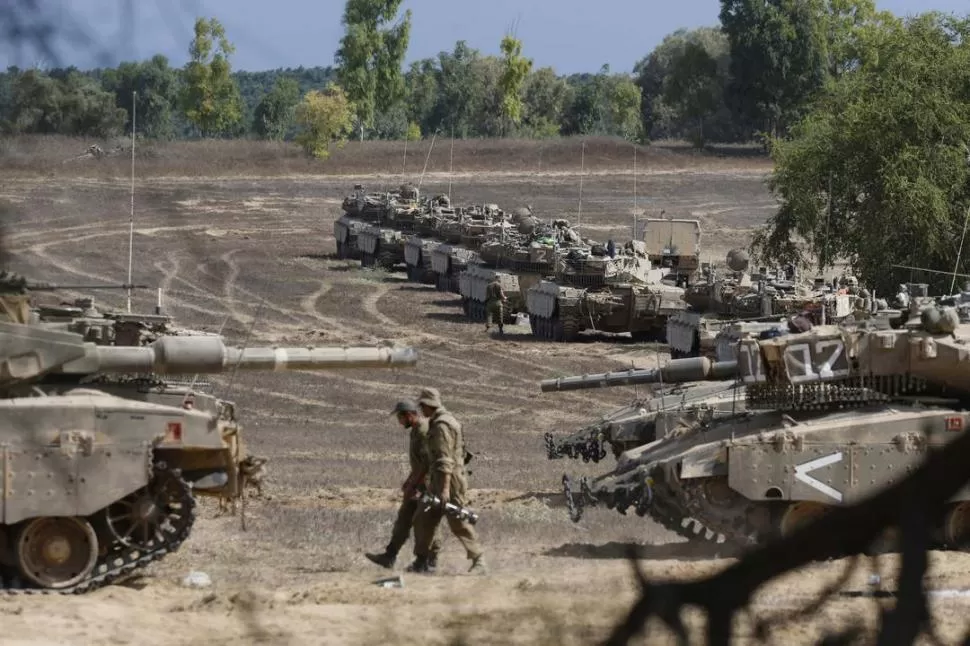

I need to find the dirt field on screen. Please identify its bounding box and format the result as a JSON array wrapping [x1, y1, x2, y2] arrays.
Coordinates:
[[1, 136, 967, 645]]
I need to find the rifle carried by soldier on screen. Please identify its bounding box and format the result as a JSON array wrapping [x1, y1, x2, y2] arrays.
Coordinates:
[[411, 484, 480, 525]]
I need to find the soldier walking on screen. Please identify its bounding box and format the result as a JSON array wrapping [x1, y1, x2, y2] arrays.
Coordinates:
[[485, 276, 507, 335], [410, 387, 487, 574], [365, 400, 440, 569]]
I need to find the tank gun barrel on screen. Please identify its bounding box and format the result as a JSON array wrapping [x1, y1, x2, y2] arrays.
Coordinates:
[[540, 357, 737, 393], [25, 282, 152, 291], [60, 336, 418, 374]]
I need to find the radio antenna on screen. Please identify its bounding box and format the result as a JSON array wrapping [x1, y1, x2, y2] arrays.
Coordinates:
[[126, 91, 136, 313]]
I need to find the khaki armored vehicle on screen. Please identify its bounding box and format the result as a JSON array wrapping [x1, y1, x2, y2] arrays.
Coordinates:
[[0, 309, 418, 593], [526, 244, 687, 342], [543, 304, 970, 548], [639, 217, 702, 287], [404, 197, 463, 284], [666, 250, 856, 358], [334, 183, 421, 262], [358, 225, 407, 271], [458, 218, 590, 324], [429, 204, 511, 293]]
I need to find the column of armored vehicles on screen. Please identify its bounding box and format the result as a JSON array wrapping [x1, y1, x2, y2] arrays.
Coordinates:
[[334, 182, 970, 557], [334, 183, 874, 344]]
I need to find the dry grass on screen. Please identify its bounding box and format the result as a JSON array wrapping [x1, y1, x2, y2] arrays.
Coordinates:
[[1, 146, 934, 645], [0, 134, 771, 179]]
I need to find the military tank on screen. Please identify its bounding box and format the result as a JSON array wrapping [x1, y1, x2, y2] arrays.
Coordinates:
[[666, 249, 854, 358], [526, 242, 688, 342], [459, 218, 589, 324], [404, 196, 462, 284], [542, 305, 970, 549], [334, 184, 391, 260], [0, 302, 418, 592], [430, 204, 512, 293], [334, 183, 420, 262]]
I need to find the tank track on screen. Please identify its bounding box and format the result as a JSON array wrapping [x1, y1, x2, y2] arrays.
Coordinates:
[[0, 466, 196, 595], [563, 470, 723, 544], [544, 430, 607, 462]]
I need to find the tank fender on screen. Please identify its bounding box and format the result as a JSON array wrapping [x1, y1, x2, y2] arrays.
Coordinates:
[[678, 444, 728, 479], [726, 441, 923, 505]]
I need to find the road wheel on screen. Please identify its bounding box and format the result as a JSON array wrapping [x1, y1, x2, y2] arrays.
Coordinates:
[[561, 315, 580, 342], [778, 501, 830, 538], [15, 517, 98, 590], [944, 502, 970, 547], [376, 250, 396, 272]]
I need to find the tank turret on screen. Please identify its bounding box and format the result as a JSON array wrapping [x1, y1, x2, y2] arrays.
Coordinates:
[[540, 356, 738, 392]]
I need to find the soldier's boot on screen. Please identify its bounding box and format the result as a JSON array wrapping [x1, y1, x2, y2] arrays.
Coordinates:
[[406, 556, 436, 574], [365, 547, 398, 569], [468, 555, 487, 575]]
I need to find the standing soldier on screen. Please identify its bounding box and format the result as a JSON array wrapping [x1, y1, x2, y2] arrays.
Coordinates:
[[485, 276, 507, 335], [365, 400, 440, 570], [410, 387, 487, 574]]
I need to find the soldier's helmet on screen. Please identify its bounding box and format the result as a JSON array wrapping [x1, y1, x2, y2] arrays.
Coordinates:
[[417, 387, 442, 409]]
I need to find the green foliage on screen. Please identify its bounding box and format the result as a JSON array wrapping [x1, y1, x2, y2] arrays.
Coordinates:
[[559, 67, 641, 140], [662, 42, 722, 146], [7, 69, 125, 137], [101, 55, 178, 139], [180, 17, 243, 137], [406, 121, 421, 141], [498, 35, 533, 134], [521, 67, 567, 138], [294, 84, 356, 158], [252, 76, 300, 140], [753, 12, 970, 292], [334, 0, 412, 134], [720, 0, 828, 137]]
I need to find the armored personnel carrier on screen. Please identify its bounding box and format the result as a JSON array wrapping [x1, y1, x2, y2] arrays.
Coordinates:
[[0, 309, 418, 592], [543, 304, 970, 548], [526, 243, 688, 342], [639, 217, 702, 287]]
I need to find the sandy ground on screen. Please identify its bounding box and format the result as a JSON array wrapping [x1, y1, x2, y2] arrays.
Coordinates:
[[1, 158, 967, 645]]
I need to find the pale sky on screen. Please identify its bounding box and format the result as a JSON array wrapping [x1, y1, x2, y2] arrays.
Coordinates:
[[3, 0, 968, 74]]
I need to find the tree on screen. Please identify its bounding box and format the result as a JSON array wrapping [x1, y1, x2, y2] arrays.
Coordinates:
[[662, 42, 721, 146], [522, 67, 568, 137], [101, 55, 178, 139], [334, 0, 412, 139], [498, 34, 532, 135], [634, 27, 738, 142], [180, 17, 243, 137], [8, 69, 126, 137], [294, 84, 355, 158], [752, 12, 970, 293], [602, 74, 642, 140], [719, 0, 828, 139], [252, 76, 300, 140]]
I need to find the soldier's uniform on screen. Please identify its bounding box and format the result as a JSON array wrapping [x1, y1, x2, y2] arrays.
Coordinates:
[[365, 401, 441, 569], [485, 277, 506, 334], [0, 270, 31, 324], [411, 387, 486, 574]]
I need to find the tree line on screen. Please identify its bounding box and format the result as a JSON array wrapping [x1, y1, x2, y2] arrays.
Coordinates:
[[0, 0, 912, 154]]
